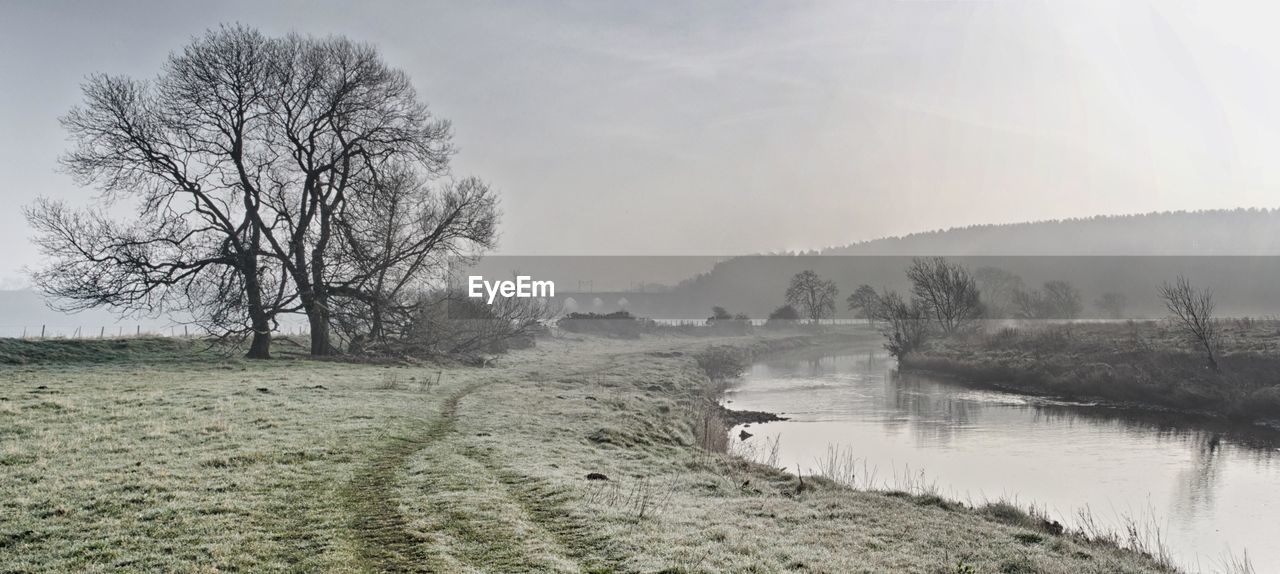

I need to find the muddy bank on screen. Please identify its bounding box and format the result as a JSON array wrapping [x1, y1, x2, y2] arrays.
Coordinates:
[[713, 403, 787, 426]]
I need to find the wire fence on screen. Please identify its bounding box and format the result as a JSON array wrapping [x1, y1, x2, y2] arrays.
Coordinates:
[[0, 324, 314, 340]]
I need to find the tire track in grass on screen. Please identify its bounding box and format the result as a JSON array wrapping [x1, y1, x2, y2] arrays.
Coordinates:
[[461, 443, 628, 574], [342, 351, 643, 573], [403, 442, 588, 573], [446, 354, 643, 573], [342, 383, 481, 574]]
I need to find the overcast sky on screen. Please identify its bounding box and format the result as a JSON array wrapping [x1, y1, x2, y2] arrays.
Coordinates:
[[3, 0, 1280, 285]]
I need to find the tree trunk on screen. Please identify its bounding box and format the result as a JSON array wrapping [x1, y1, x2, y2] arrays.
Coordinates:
[[242, 252, 272, 360], [307, 300, 336, 356], [1204, 343, 1219, 371], [370, 303, 384, 345], [246, 324, 272, 359]]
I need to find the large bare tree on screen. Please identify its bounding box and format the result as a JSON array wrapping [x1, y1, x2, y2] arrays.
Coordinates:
[[231, 30, 453, 355], [30, 28, 290, 357], [29, 25, 476, 357]]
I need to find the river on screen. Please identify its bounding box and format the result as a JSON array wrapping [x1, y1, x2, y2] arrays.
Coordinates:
[[724, 342, 1280, 572]]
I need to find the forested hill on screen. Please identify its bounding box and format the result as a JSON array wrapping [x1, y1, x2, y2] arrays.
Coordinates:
[[823, 209, 1280, 255], [632, 209, 1280, 319]]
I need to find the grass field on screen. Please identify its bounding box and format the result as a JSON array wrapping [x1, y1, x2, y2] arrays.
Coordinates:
[[1, 333, 1176, 573], [903, 320, 1280, 422]]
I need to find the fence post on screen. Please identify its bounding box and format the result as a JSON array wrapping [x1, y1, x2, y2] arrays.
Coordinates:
[[136, 325, 140, 337], [99, 326, 104, 339], [41, 325, 45, 339]]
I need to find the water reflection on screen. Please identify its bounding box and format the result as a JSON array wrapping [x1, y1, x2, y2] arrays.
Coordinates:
[[726, 346, 1280, 571], [1170, 433, 1224, 521]]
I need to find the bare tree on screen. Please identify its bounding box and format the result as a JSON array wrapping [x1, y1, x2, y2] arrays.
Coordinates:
[[846, 284, 880, 324], [874, 289, 930, 359], [1094, 292, 1127, 319], [905, 257, 981, 334], [30, 28, 294, 358], [785, 270, 838, 324], [241, 31, 453, 355], [1158, 276, 1221, 370], [29, 25, 470, 358]]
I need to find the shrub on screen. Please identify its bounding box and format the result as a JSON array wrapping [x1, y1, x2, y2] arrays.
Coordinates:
[[765, 305, 800, 329], [695, 347, 750, 381], [876, 290, 930, 359], [979, 500, 1037, 530], [705, 307, 752, 335], [389, 291, 552, 356], [556, 311, 653, 338]]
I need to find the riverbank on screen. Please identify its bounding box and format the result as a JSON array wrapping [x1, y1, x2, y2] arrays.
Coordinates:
[[1, 332, 1176, 572], [900, 321, 1280, 424]]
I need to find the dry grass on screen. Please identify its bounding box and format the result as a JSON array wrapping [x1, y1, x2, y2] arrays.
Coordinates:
[[0, 332, 1179, 573]]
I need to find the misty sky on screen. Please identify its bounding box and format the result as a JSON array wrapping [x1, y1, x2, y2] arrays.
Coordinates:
[[3, 0, 1280, 286]]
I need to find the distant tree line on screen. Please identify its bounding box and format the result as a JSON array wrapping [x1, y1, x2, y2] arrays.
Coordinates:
[[772, 259, 1218, 368]]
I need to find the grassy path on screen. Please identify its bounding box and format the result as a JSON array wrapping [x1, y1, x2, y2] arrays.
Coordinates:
[[340, 353, 642, 574], [343, 383, 484, 573], [344, 368, 621, 574], [460, 437, 625, 573]]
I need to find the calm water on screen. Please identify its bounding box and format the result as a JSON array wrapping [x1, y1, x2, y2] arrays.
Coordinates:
[[724, 343, 1280, 572]]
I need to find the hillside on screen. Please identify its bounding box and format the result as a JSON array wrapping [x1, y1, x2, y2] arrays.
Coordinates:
[[824, 209, 1280, 255]]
